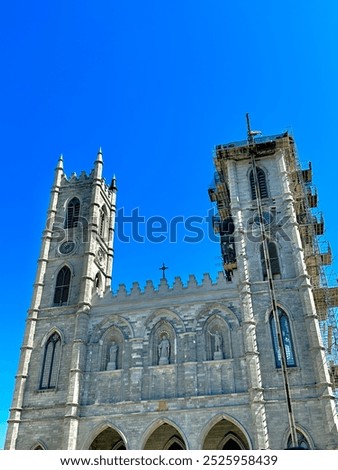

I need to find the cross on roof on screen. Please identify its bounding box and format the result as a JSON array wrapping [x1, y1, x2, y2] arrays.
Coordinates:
[[159, 262, 168, 280]]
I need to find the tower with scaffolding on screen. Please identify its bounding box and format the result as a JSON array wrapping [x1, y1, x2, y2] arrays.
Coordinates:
[[208, 121, 338, 406], [209, 118, 338, 446], [297, 164, 338, 399]]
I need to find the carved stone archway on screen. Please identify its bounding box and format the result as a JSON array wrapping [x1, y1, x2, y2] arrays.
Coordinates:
[[89, 427, 126, 450], [143, 422, 187, 450], [202, 417, 250, 450]]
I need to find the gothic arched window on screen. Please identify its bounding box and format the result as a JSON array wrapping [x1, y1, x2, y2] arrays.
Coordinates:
[[99, 206, 107, 238], [94, 272, 102, 292], [40, 332, 61, 389], [250, 167, 268, 200], [65, 197, 80, 229], [260, 241, 281, 280], [270, 308, 296, 368], [286, 430, 310, 449], [53, 266, 71, 306]]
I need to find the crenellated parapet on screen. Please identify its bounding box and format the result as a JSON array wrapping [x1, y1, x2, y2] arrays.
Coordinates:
[[93, 271, 238, 306], [60, 168, 115, 202]]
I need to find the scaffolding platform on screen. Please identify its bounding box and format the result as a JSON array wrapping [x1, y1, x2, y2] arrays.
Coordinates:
[[313, 214, 324, 235], [330, 364, 338, 390], [208, 187, 217, 202], [302, 164, 312, 183], [313, 287, 338, 320], [307, 189, 318, 208]]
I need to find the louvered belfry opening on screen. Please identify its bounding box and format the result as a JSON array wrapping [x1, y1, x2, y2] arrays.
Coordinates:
[[250, 167, 268, 199], [65, 197, 80, 228]]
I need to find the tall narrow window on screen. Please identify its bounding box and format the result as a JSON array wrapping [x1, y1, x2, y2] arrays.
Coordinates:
[[95, 272, 101, 290], [250, 167, 268, 200], [94, 272, 104, 296], [40, 332, 61, 389], [65, 197, 80, 228], [260, 241, 281, 280], [99, 207, 107, 238], [270, 308, 296, 368], [53, 266, 71, 306]]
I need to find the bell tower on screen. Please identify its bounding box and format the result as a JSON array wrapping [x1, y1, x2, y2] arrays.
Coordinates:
[[39, 148, 117, 309], [5, 150, 117, 450], [209, 117, 338, 449]]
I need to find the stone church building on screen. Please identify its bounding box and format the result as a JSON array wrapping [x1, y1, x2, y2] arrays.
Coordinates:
[[5, 128, 338, 450]]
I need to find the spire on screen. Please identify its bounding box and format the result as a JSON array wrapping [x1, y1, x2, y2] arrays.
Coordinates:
[[96, 147, 103, 162], [94, 147, 103, 179], [110, 174, 117, 191], [54, 153, 64, 186], [56, 153, 64, 170]]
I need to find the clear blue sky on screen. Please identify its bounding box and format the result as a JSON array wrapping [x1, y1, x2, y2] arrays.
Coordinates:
[[1, 1, 338, 449]]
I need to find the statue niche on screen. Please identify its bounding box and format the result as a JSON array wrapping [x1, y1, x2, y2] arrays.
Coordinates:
[[107, 341, 119, 370], [158, 333, 170, 365], [205, 317, 230, 361], [150, 320, 176, 366], [102, 327, 124, 371], [208, 329, 223, 360]]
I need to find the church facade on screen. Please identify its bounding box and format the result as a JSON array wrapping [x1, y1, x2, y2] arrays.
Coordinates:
[[5, 130, 338, 450]]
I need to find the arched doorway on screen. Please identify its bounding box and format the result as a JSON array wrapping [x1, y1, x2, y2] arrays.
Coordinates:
[[203, 418, 250, 450], [144, 423, 186, 450], [89, 427, 126, 450]]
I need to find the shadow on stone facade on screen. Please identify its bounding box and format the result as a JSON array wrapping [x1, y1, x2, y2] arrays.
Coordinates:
[[89, 427, 126, 450]]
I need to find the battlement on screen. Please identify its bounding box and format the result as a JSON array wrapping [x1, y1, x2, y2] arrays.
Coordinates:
[[94, 271, 238, 305], [62, 170, 92, 183], [60, 171, 114, 198]]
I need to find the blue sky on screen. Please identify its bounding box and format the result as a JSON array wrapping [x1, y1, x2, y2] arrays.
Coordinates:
[[1, 1, 338, 449]]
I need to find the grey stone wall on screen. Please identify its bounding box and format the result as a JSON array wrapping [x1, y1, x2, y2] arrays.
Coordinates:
[[5, 149, 338, 450]]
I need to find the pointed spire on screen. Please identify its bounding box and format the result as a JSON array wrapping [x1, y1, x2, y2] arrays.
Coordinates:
[[53, 154, 64, 186], [110, 174, 117, 191], [94, 147, 103, 179], [96, 146, 103, 162], [56, 153, 64, 170]]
